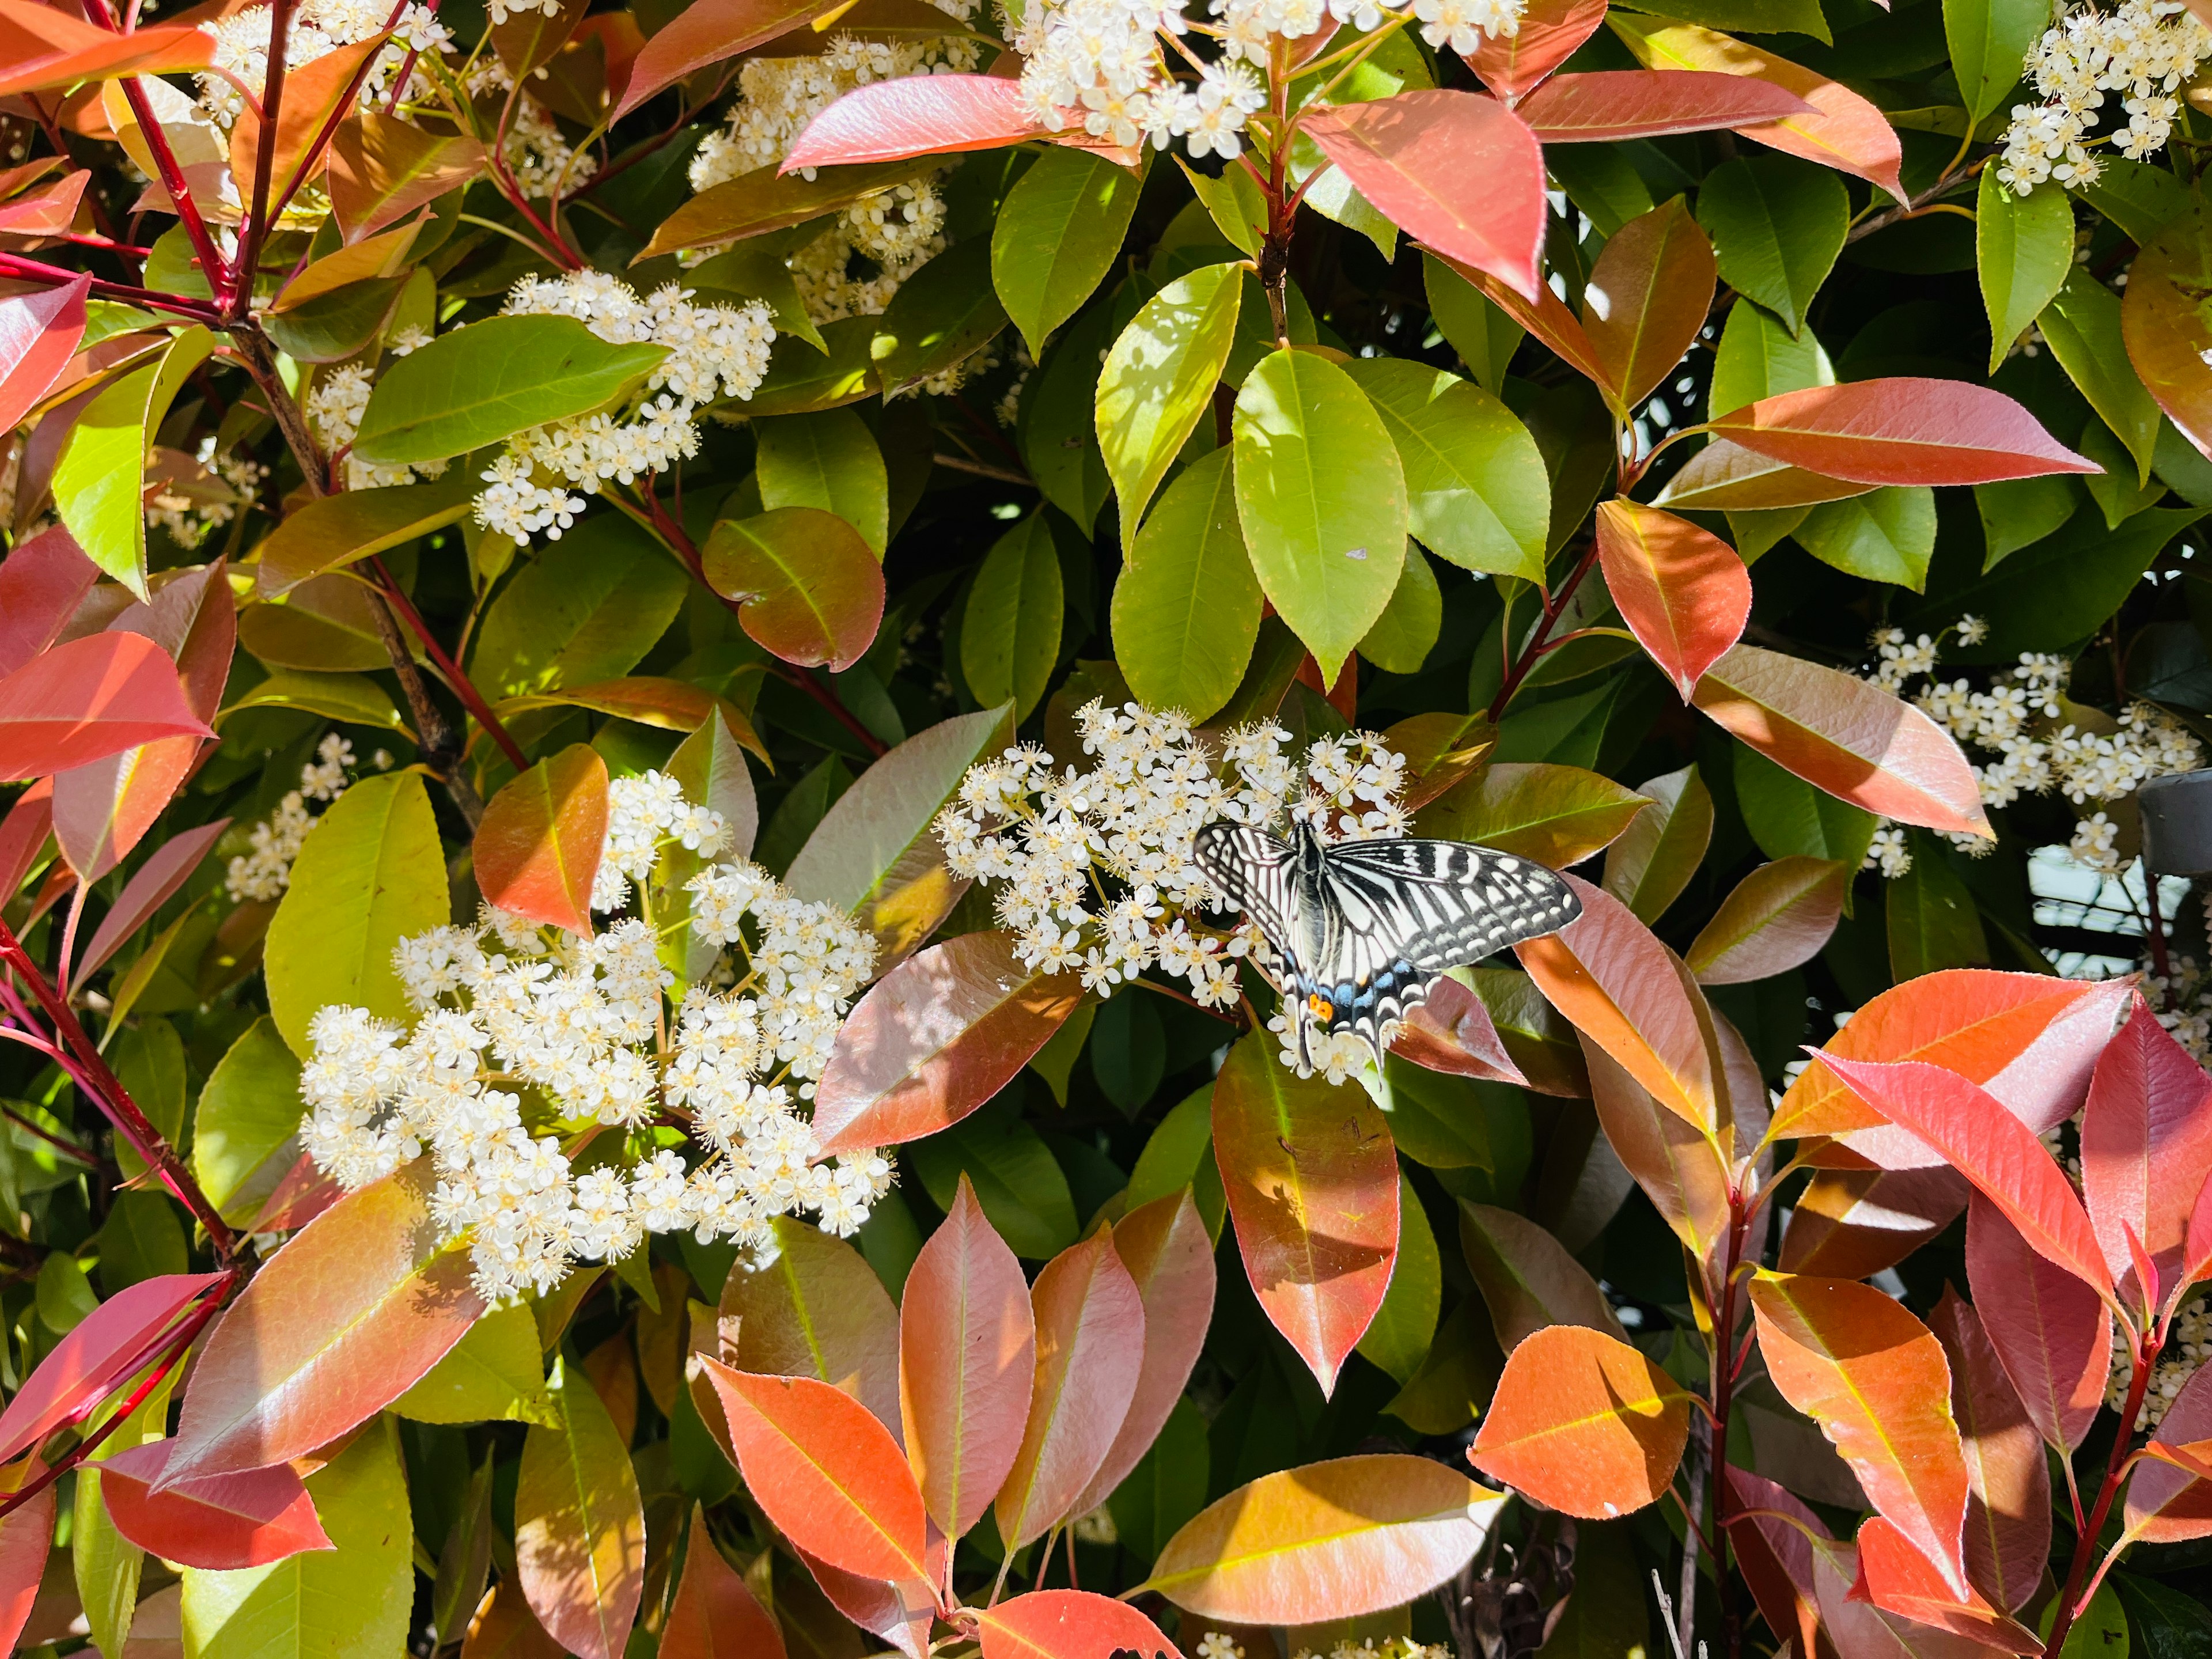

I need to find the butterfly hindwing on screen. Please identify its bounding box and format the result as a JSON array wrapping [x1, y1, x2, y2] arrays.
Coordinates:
[[1191, 822, 1297, 953]]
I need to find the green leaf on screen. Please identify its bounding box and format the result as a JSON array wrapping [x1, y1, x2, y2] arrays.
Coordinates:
[[1181, 157, 1267, 259], [1107, 1396, 1210, 1564], [1340, 358, 1548, 581], [1111, 447, 1262, 723], [1946, 0, 2051, 122], [639, 157, 936, 260], [1734, 743, 1878, 872], [747, 315, 880, 416], [1708, 301, 1833, 418], [192, 1017, 304, 1225], [992, 148, 1143, 357], [2111, 1571, 2212, 1659], [2073, 158, 2190, 248], [182, 1416, 413, 1659], [908, 1109, 1078, 1259], [1422, 251, 1524, 397], [1020, 300, 1116, 532], [515, 1356, 647, 1659], [1355, 1171, 1441, 1387], [1536, 1522, 1649, 1657], [1696, 156, 1847, 336], [53, 325, 214, 596], [471, 514, 690, 698], [1978, 168, 2075, 372], [2041, 1583, 2129, 1659], [1975, 472, 2079, 571], [1378, 1056, 1531, 1183], [219, 669, 406, 733], [395, 1303, 556, 1424], [755, 407, 889, 555], [36, 1252, 96, 1334], [264, 770, 450, 1057], [1359, 541, 1442, 674], [1793, 486, 1938, 589], [263, 274, 408, 365], [1125, 1085, 1227, 1244], [1657, 0, 1831, 40], [352, 314, 667, 465], [960, 514, 1064, 722], [872, 238, 1007, 397], [111, 1016, 185, 1185], [1887, 839, 1989, 979], [2041, 268, 2161, 484], [2082, 418, 2166, 527], [75, 1368, 177, 1659], [253, 470, 483, 597], [1233, 347, 1409, 684], [1097, 262, 1243, 548], [100, 1189, 188, 1290], [689, 232, 827, 354]]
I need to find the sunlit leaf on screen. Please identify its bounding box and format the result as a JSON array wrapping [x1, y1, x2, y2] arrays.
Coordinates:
[[0, 631, 209, 782], [516, 1358, 646, 1659], [1967, 1196, 2111, 1453], [1593, 498, 1751, 697], [1464, 0, 1608, 101], [97, 1440, 331, 1571], [1419, 762, 1647, 867], [474, 745, 609, 937], [722, 1214, 902, 1434], [2081, 995, 2212, 1312], [1779, 1166, 1968, 1280], [1707, 378, 2097, 486], [1684, 856, 1846, 984], [976, 1590, 1184, 1659], [1468, 1325, 1692, 1518], [704, 507, 885, 672], [661, 1505, 786, 1659], [1518, 68, 1810, 141], [1930, 1289, 2050, 1614], [1601, 765, 1713, 926]]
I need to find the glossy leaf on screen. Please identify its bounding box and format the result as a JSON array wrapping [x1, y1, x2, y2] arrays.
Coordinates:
[[1602, 765, 1713, 925], [1419, 762, 1647, 867], [699, 1361, 931, 1582], [1779, 1166, 1969, 1279], [2043, 267, 2160, 485], [0, 1469, 50, 1657], [1357, 1173, 1440, 1385], [52, 324, 211, 594], [1851, 1517, 2039, 1652], [1112, 448, 1262, 722], [661, 1506, 785, 1659], [961, 514, 1064, 722], [1465, 0, 1607, 100], [722, 1215, 902, 1434], [0, 631, 209, 782], [1300, 90, 1546, 300], [2083, 996, 2212, 1309], [1388, 971, 1527, 1086], [1583, 1039, 1734, 1273], [704, 506, 885, 672], [1097, 262, 1241, 548], [1594, 498, 1751, 696], [1233, 347, 1408, 685], [474, 745, 609, 937], [1684, 855, 1846, 984], [1655, 435, 1873, 512], [0, 1271, 222, 1465], [993, 147, 1143, 357], [392, 1301, 554, 1425], [976, 1590, 1184, 1659], [1930, 1290, 2050, 1614], [1979, 167, 2075, 374], [516, 1358, 646, 1659], [1516, 876, 1721, 1134], [614, 0, 847, 117], [996, 1232, 1145, 1548], [1708, 378, 2097, 486], [1578, 198, 1718, 417], [162, 1164, 484, 1485], [755, 407, 888, 554], [1211, 1032, 1399, 1396], [1691, 645, 1993, 838], [643, 158, 937, 261], [1696, 154, 1847, 336], [1967, 1196, 2112, 1453], [812, 929, 1083, 1153], [1458, 1200, 1624, 1351], [328, 111, 484, 241], [2126, 1362, 2212, 1542], [1468, 1325, 1693, 1518], [1749, 1271, 1972, 1597], [0, 526, 97, 680], [252, 471, 482, 597], [1142, 1454, 1503, 1622], [899, 1177, 1034, 1538], [782, 73, 1042, 170], [1518, 69, 1810, 141], [0, 272, 86, 436], [70, 816, 228, 991], [2126, 198, 2212, 464], [97, 1440, 331, 1571]]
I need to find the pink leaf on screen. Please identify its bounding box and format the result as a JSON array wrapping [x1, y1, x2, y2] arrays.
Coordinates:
[[1518, 70, 1811, 141], [1708, 379, 2099, 486], [783, 74, 1043, 172], [0, 272, 87, 438], [1464, 0, 1608, 103], [1930, 1289, 2050, 1614], [1967, 1196, 2111, 1453], [1388, 973, 1528, 1085], [0, 1472, 51, 1656], [69, 817, 229, 993], [2126, 1361, 2212, 1543], [0, 525, 96, 681], [1594, 499, 1751, 698], [615, 0, 849, 119], [2081, 995, 2212, 1313], [0, 631, 211, 782], [0, 1271, 225, 1466], [97, 1439, 333, 1570]]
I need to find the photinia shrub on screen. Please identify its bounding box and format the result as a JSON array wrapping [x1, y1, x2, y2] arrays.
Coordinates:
[[0, 0, 2210, 1652]]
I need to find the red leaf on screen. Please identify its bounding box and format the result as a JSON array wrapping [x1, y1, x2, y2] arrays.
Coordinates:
[[1211, 1033, 1399, 1396], [0, 1270, 224, 1465], [0, 631, 211, 782], [1594, 499, 1749, 698], [1809, 1533, 1994, 1659], [1518, 70, 1811, 141], [69, 817, 228, 992], [1722, 1468, 1827, 1659], [1851, 1518, 2040, 1653], [1434, 252, 1616, 399], [615, 0, 846, 118], [2126, 1362, 2212, 1543], [0, 1470, 50, 1655], [163, 1165, 484, 1486], [0, 6, 211, 95], [0, 779, 47, 903], [1779, 1166, 1968, 1279], [1464, 0, 1607, 101], [474, 745, 610, 937], [0, 525, 96, 681], [1708, 378, 2097, 486], [996, 1232, 1145, 1550], [0, 274, 86, 439], [722, 1217, 903, 1436], [661, 1505, 786, 1659], [899, 1176, 1035, 1539], [1822, 1056, 2109, 1296], [1691, 645, 1992, 839], [976, 1590, 1184, 1659], [1300, 90, 1547, 300], [1388, 973, 1528, 1085], [2188, 1169, 2212, 1290], [811, 930, 1083, 1155], [97, 1438, 332, 1570], [700, 1362, 931, 1583], [2081, 995, 2212, 1313], [1966, 1197, 2110, 1453], [792, 1541, 939, 1659], [1582, 1039, 1734, 1277], [1749, 1271, 1972, 1600], [1468, 1324, 1692, 1517], [1582, 198, 1716, 415], [783, 74, 1043, 171], [704, 507, 885, 672], [1071, 1189, 1217, 1517], [1685, 857, 1848, 986], [1930, 1290, 2050, 1615]]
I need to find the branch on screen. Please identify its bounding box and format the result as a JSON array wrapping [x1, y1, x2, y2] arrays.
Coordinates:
[[366, 555, 530, 774], [229, 0, 300, 321]]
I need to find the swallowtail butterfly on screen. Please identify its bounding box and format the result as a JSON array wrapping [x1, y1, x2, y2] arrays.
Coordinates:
[[1192, 818, 1580, 1070]]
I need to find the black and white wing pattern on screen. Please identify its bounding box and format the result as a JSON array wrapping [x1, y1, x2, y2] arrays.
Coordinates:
[[1190, 822, 1296, 948]]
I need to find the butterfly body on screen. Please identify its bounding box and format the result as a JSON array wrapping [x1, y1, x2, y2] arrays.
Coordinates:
[[1193, 818, 1580, 1070]]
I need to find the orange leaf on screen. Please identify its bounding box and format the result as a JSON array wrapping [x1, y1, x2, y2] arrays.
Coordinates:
[[1581, 198, 1716, 415], [2126, 1362, 2212, 1543], [2120, 198, 2212, 465], [1722, 1468, 1826, 1659], [228, 34, 387, 210], [1469, 1325, 1692, 1517], [615, 0, 846, 117], [1299, 90, 1547, 300], [473, 744, 609, 936], [1707, 379, 2097, 487], [722, 1215, 903, 1437], [1851, 1518, 2040, 1653], [1779, 1166, 1968, 1279], [2081, 996, 2212, 1312], [704, 507, 885, 672], [463, 1577, 568, 1659], [1691, 645, 1991, 839], [899, 1176, 1034, 1539], [1142, 1454, 1502, 1622], [1930, 1290, 2050, 1615], [811, 930, 1083, 1154], [1515, 876, 1722, 1135], [700, 1361, 931, 1583], [1748, 1271, 1972, 1599], [1593, 498, 1748, 697], [1210, 1033, 1399, 1396], [1684, 856, 1846, 985], [164, 1165, 482, 1486], [328, 112, 486, 244], [516, 1353, 646, 1659], [782, 74, 1041, 171], [1388, 972, 1528, 1085], [1433, 252, 1616, 399], [1809, 1533, 1994, 1659], [97, 1438, 331, 1570], [0, 5, 211, 97], [1518, 68, 1811, 141], [1464, 0, 1607, 102], [1582, 1038, 1734, 1276], [976, 1590, 1183, 1659], [1966, 1197, 2110, 1453], [661, 1505, 785, 1659]]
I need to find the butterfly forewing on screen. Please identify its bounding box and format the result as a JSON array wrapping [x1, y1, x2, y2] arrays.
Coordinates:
[[1191, 823, 1297, 949]]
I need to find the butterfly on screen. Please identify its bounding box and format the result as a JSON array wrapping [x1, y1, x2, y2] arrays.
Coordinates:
[[1192, 817, 1581, 1071]]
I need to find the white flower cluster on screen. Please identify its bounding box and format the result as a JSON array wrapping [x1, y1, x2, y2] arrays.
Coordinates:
[[690, 17, 982, 325], [2109, 1294, 2209, 1427], [471, 272, 776, 544], [308, 362, 453, 491], [937, 701, 1410, 1080], [145, 437, 265, 551], [1997, 0, 2212, 193], [301, 774, 884, 1302], [1857, 627, 2202, 880], [225, 734, 370, 902], [1012, 0, 1522, 160], [199, 0, 452, 134]]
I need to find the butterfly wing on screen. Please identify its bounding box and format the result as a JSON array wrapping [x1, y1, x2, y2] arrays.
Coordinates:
[[1190, 822, 1297, 959], [1301, 839, 1580, 1062]]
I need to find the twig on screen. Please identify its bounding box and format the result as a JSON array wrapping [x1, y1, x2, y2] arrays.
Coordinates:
[[366, 555, 530, 774], [932, 453, 1033, 487], [1, 1103, 98, 1168], [230, 0, 300, 319]]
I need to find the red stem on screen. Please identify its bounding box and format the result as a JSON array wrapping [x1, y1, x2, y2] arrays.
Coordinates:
[[2044, 1338, 2156, 1657], [266, 0, 415, 231], [365, 556, 530, 773], [1487, 536, 1601, 724], [230, 0, 299, 321], [0, 251, 225, 321]]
